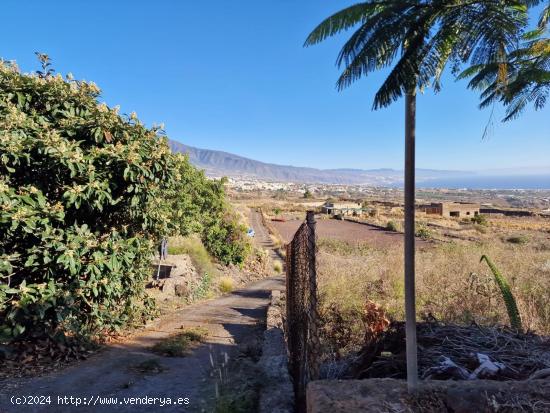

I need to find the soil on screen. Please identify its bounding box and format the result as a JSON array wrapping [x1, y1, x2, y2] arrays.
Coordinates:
[[272, 217, 431, 248], [308, 378, 550, 413]]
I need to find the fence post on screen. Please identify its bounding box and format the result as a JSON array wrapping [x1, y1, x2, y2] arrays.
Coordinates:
[[306, 211, 320, 382]]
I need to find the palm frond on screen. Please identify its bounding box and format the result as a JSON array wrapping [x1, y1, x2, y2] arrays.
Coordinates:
[[306, 0, 533, 113], [304, 2, 382, 47], [538, 1, 550, 30]]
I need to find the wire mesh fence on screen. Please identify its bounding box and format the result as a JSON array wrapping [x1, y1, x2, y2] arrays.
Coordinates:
[[285, 211, 321, 412]]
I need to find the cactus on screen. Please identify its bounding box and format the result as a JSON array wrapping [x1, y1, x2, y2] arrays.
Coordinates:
[[480, 255, 523, 332]]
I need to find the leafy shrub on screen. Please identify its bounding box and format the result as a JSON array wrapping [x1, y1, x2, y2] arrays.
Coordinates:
[[273, 261, 283, 274], [165, 158, 249, 266], [0, 59, 179, 342], [0, 57, 250, 344], [165, 155, 226, 237], [415, 224, 432, 239], [191, 272, 213, 301], [202, 211, 251, 266], [471, 214, 488, 226]]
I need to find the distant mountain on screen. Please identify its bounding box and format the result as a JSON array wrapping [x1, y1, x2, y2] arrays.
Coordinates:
[[168, 140, 473, 186]]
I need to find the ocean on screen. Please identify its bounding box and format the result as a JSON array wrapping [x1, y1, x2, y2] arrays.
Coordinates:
[[416, 175, 550, 190]]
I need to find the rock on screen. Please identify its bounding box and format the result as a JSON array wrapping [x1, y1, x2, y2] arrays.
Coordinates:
[[0, 345, 14, 360], [161, 275, 187, 295], [174, 283, 188, 297]]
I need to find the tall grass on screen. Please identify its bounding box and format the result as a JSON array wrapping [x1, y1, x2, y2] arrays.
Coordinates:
[[168, 235, 218, 277], [317, 239, 550, 337]]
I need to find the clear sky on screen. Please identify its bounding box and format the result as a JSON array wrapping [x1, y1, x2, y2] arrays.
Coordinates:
[[2, 0, 549, 171]]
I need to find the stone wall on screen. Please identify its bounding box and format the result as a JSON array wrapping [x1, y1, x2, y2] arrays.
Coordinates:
[[258, 290, 294, 413]]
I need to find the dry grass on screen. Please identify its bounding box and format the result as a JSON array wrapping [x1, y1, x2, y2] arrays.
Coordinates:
[[218, 277, 235, 294], [317, 237, 550, 351], [168, 235, 219, 277], [273, 261, 283, 273], [150, 327, 208, 357]]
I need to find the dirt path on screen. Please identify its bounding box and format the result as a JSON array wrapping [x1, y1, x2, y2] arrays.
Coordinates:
[[0, 214, 284, 413], [248, 209, 284, 263], [0, 277, 284, 413]]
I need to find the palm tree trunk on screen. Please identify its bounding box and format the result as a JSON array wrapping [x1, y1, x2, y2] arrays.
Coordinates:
[[404, 91, 418, 392]]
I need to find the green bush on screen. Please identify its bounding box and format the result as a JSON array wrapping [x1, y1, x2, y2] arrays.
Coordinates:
[[202, 211, 251, 266], [471, 214, 488, 226], [0, 56, 250, 344], [0, 58, 177, 342], [415, 224, 432, 239], [164, 155, 226, 237]]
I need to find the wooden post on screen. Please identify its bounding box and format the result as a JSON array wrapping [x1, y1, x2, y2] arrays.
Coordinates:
[[404, 92, 418, 391]]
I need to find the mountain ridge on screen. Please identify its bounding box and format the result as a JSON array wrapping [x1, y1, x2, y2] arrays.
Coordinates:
[[168, 140, 475, 186]]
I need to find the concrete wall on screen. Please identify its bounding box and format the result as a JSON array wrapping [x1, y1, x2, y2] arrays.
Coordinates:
[[441, 202, 479, 218], [420, 202, 480, 218]]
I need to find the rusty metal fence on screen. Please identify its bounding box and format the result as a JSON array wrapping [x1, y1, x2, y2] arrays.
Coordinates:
[[285, 211, 320, 412]]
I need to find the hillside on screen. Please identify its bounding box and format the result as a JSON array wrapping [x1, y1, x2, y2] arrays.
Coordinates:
[[168, 140, 471, 186]]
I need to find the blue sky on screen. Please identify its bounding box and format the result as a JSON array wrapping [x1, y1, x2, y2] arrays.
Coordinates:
[[2, 0, 549, 171]]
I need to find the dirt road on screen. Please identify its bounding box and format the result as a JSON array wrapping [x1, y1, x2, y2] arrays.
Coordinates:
[[248, 209, 284, 262], [0, 277, 284, 413]]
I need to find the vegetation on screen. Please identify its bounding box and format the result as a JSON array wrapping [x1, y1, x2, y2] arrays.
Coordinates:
[[165, 154, 251, 266], [202, 210, 251, 266], [303, 189, 313, 199], [507, 235, 529, 244], [480, 255, 523, 331], [150, 327, 208, 357], [386, 220, 400, 232], [218, 277, 235, 294], [317, 237, 549, 359], [471, 214, 488, 226], [415, 224, 432, 239], [191, 272, 214, 301], [168, 236, 219, 278], [273, 261, 283, 274], [0, 57, 249, 344], [461, 3, 550, 121]]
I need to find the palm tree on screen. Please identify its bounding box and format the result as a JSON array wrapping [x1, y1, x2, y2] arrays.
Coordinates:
[[461, 3, 549, 121], [305, 0, 527, 391]]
